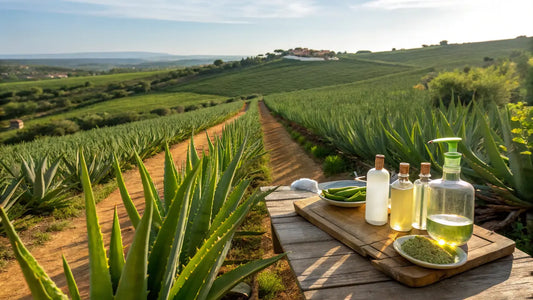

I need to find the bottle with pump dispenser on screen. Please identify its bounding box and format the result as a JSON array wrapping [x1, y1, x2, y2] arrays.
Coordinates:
[[427, 138, 475, 246], [365, 154, 390, 226], [412, 162, 431, 230], [390, 163, 414, 232]]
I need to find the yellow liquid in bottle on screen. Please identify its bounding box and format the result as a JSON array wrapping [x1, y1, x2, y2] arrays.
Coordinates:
[[390, 188, 413, 232]]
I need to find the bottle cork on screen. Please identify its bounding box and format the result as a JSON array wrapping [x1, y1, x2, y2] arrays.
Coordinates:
[[420, 162, 431, 175], [375, 154, 385, 170], [399, 162, 410, 174]]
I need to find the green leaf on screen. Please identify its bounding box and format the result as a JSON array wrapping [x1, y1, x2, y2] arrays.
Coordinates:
[[114, 155, 155, 300], [163, 143, 180, 211], [135, 152, 163, 230], [113, 154, 141, 228], [147, 159, 202, 300], [109, 206, 125, 293], [206, 253, 287, 300], [0, 207, 67, 300], [62, 255, 81, 300], [80, 151, 114, 300]]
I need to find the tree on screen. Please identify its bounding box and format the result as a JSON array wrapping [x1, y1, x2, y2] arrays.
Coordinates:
[[214, 59, 224, 66], [440, 40, 448, 46]]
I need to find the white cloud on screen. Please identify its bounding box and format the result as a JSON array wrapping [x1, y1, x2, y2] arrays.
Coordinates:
[[356, 0, 468, 10], [2, 0, 320, 23]]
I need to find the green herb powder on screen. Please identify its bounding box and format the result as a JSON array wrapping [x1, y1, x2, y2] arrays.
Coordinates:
[[401, 236, 455, 264]]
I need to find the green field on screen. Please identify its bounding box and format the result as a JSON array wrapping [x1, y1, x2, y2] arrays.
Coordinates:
[[0, 69, 170, 92], [348, 37, 533, 70], [167, 58, 413, 96], [24, 92, 228, 125]]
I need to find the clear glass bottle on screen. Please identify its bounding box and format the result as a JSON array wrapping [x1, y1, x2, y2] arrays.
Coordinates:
[[427, 138, 475, 246], [390, 163, 413, 232], [365, 154, 390, 226], [412, 162, 431, 230]]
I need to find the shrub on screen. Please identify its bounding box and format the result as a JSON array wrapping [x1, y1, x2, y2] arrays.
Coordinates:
[[310, 145, 333, 159], [257, 270, 284, 300], [150, 107, 171, 116], [428, 62, 520, 107], [323, 155, 346, 175]]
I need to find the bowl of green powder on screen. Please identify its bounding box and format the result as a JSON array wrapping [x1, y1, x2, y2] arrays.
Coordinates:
[[393, 235, 467, 269]]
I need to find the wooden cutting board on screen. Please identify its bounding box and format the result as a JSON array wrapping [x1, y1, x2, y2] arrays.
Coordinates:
[[293, 196, 515, 287]]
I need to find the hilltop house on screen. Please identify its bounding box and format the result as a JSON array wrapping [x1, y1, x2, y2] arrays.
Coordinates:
[[10, 119, 24, 129]]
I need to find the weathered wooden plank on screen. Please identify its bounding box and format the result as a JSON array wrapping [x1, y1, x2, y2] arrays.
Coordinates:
[[304, 256, 533, 300], [261, 186, 291, 192], [266, 190, 318, 201], [283, 240, 355, 260], [294, 196, 517, 287], [266, 199, 298, 218], [289, 253, 391, 290], [275, 221, 334, 246]]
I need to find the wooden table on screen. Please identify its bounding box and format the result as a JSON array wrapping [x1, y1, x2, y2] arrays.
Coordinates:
[[262, 185, 533, 300]]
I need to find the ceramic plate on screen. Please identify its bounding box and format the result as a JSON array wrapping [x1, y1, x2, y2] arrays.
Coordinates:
[[318, 180, 366, 208], [393, 235, 468, 269], [318, 193, 365, 208]]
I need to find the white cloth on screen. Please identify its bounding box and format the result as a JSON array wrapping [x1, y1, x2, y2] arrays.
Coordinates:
[[290, 178, 319, 193]]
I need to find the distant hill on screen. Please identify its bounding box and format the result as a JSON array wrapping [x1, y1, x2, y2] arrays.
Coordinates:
[[0, 52, 245, 71]]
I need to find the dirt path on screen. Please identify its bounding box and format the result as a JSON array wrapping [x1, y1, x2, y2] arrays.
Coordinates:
[[1, 102, 348, 299]]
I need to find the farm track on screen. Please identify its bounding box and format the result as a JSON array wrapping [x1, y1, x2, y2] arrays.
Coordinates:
[[1, 102, 346, 299]]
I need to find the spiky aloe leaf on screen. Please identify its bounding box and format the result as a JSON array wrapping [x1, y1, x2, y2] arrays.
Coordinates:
[[114, 158, 154, 300], [113, 154, 141, 228], [147, 159, 202, 300], [80, 151, 114, 300], [205, 253, 287, 300], [134, 152, 163, 230], [211, 139, 246, 218], [109, 206, 125, 293], [0, 177, 23, 214], [170, 189, 271, 299], [475, 106, 513, 185], [163, 144, 180, 211], [209, 179, 250, 236], [500, 108, 533, 201], [0, 206, 67, 300], [62, 255, 81, 300]]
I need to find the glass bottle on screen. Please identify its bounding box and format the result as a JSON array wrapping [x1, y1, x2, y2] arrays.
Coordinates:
[[365, 154, 390, 226], [412, 162, 431, 230], [390, 163, 414, 232], [427, 138, 475, 246]]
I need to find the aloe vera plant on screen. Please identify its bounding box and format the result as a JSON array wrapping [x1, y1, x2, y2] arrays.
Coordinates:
[[1, 101, 285, 299]]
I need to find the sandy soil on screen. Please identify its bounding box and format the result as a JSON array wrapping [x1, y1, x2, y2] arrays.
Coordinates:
[[0, 102, 348, 299]]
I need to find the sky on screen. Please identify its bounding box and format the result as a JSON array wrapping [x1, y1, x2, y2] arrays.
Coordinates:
[[0, 0, 532, 56]]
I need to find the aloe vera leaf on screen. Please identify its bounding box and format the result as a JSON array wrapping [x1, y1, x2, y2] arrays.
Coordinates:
[[212, 139, 246, 217], [43, 157, 61, 192], [80, 151, 114, 300], [113, 154, 141, 228], [476, 106, 513, 185], [0, 207, 67, 300], [114, 161, 154, 300], [109, 206, 125, 293], [205, 253, 287, 300], [500, 108, 533, 201], [189, 133, 201, 167], [134, 152, 163, 230], [147, 159, 202, 300], [62, 255, 81, 300], [163, 144, 179, 211], [169, 189, 259, 299]]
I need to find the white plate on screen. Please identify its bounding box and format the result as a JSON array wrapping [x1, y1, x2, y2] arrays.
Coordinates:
[[393, 235, 467, 269], [318, 193, 366, 208]]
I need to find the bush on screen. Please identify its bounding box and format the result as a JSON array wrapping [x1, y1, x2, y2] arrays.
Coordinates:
[[310, 145, 333, 159], [428, 62, 520, 107], [257, 270, 284, 300], [150, 107, 171, 116], [323, 155, 346, 175]]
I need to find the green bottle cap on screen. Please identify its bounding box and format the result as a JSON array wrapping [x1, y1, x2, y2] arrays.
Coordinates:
[[428, 137, 462, 171]]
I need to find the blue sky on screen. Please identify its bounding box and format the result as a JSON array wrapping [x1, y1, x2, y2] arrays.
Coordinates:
[[1, 0, 532, 55]]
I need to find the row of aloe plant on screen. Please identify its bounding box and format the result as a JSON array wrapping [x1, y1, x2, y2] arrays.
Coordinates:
[[0, 101, 243, 219], [264, 79, 532, 226], [0, 100, 285, 299]]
